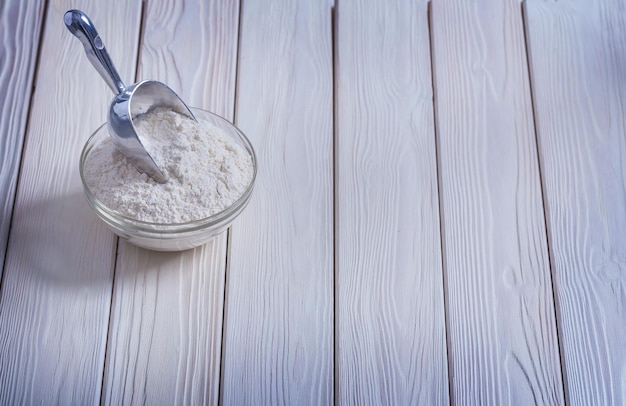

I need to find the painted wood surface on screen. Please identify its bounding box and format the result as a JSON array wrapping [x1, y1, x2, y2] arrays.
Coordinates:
[[102, 243, 228, 406], [220, 0, 334, 403], [430, 0, 564, 403], [0, 0, 45, 276], [0, 1, 142, 404], [525, 0, 626, 404], [334, 1, 448, 404], [1, 0, 625, 403], [101, 1, 240, 404]]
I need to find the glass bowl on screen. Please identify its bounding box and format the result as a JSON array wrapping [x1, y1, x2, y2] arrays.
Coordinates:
[[79, 107, 257, 251]]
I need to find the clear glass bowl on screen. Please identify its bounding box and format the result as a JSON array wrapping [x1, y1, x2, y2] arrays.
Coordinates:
[[79, 107, 257, 251]]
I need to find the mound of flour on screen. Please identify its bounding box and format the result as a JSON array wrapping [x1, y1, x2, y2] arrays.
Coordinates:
[[84, 107, 253, 223]]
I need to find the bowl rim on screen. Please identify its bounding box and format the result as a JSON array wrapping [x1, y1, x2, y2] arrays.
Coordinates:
[[79, 107, 257, 235]]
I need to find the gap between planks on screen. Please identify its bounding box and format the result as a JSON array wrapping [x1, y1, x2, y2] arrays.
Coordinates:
[[97, 0, 147, 400], [218, 0, 244, 402], [520, 1, 568, 403], [427, 1, 455, 405], [330, 2, 336, 404]]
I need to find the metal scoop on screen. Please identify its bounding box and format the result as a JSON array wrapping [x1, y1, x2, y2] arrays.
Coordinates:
[[64, 9, 196, 183]]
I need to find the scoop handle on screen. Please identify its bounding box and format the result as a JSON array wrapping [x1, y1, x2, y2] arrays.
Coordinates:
[[64, 10, 125, 95]]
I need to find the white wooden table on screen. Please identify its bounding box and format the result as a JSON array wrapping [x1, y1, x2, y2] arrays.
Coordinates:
[[1, 0, 624, 404]]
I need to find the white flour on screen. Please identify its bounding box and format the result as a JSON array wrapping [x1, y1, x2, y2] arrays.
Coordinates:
[[84, 107, 253, 223]]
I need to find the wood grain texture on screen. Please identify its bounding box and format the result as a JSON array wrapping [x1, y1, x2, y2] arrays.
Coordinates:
[[431, 0, 564, 403], [101, 1, 240, 404], [220, 0, 334, 403], [0, 0, 45, 277], [525, 0, 626, 403], [0, 1, 142, 404], [334, 1, 449, 404], [102, 244, 228, 405]]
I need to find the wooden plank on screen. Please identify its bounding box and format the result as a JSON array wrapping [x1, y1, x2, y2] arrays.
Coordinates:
[[0, 2, 142, 404], [0, 0, 45, 275], [524, 0, 626, 403], [102, 243, 229, 405], [334, 1, 448, 404], [100, 1, 240, 404], [430, 0, 564, 403], [220, 0, 334, 403]]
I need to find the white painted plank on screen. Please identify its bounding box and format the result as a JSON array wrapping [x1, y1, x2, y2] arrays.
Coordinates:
[[103, 0, 239, 405], [220, 0, 334, 403], [0, 2, 142, 404], [334, 1, 448, 404], [102, 244, 228, 405], [525, 0, 626, 404], [0, 0, 45, 275], [430, 0, 564, 403], [101, 1, 240, 404]]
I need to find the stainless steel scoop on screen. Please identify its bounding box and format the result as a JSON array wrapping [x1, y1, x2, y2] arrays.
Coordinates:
[[64, 9, 196, 183]]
